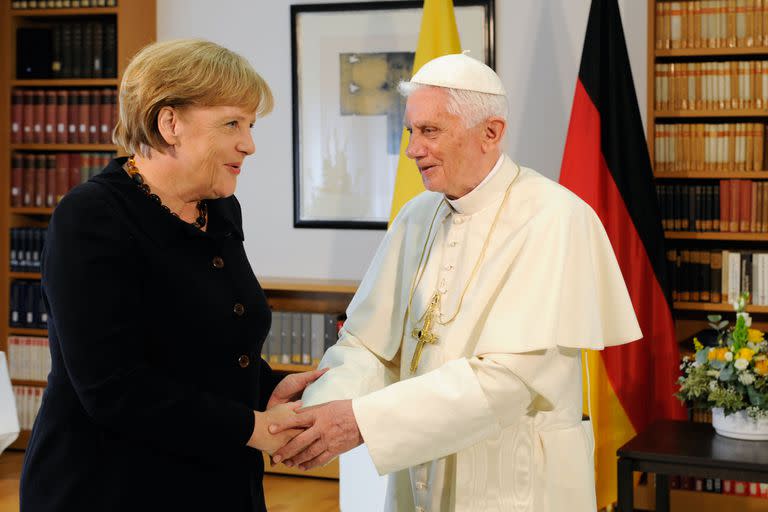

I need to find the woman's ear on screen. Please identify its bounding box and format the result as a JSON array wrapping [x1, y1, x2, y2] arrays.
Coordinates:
[[157, 106, 181, 147]]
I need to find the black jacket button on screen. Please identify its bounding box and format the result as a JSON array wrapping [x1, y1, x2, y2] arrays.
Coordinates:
[[233, 303, 245, 316], [212, 256, 224, 269], [238, 355, 250, 368]]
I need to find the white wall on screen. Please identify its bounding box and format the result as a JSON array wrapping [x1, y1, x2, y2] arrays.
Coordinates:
[[157, 0, 647, 281]]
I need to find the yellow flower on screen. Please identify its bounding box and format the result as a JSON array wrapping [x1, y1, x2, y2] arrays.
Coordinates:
[[748, 329, 765, 343], [693, 337, 704, 352], [708, 348, 729, 362], [736, 348, 756, 362], [755, 359, 768, 376]]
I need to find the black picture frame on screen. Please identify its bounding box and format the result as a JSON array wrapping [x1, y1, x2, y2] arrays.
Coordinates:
[[291, 0, 495, 229]]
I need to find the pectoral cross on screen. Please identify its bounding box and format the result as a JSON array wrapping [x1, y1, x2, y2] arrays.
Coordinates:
[[410, 293, 440, 374]]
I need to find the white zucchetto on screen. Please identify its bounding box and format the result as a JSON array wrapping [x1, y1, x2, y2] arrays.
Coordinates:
[[409, 53, 506, 96]]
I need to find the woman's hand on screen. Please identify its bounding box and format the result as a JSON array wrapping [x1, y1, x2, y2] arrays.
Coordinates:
[[266, 368, 329, 410], [247, 402, 303, 454]]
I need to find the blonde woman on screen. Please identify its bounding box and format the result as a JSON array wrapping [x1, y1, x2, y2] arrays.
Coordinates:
[[20, 39, 320, 512]]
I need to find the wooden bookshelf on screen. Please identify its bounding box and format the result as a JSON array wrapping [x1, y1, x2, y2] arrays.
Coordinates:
[[11, 78, 119, 87], [263, 453, 340, 480], [655, 109, 768, 118], [8, 327, 47, 336], [11, 7, 119, 17], [9, 272, 40, 279], [11, 143, 118, 151], [257, 278, 357, 480], [673, 302, 768, 314], [655, 171, 768, 179], [8, 430, 30, 451], [656, 46, 768, 57], [664, 232, 768, 241], [9, 207, 54, 215], [271, 362, 319, 373], [0, 0, 157, 452], [11, 379, 46, 387], [649, 6, 768, 507]]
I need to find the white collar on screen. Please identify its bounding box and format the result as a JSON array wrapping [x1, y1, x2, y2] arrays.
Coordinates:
[[446, 154, 513, 215]]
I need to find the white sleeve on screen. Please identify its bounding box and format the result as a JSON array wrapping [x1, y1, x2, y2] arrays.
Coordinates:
[[352, 347, 579, 475], [301, 328, 400, 407]]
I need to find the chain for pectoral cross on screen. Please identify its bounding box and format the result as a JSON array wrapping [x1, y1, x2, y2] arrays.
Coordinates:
[[400, 164, 522, 375], [410, 292, 441, 373]]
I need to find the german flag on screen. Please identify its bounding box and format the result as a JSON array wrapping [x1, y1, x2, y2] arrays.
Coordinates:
[[558, 0, 687, 507]]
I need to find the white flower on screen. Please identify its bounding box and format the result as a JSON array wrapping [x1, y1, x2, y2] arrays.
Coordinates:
[[707, 370, 720, 377], [737, 312, 752, 327], [709, 380, 719, 391], [725, 351, 734, 362], [682, 356, 690, 363], [739, 372, 756, 386], [734, 358, 749, 371]]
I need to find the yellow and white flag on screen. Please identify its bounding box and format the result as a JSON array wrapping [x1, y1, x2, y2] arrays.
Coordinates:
[[388, 0, 461, 224]]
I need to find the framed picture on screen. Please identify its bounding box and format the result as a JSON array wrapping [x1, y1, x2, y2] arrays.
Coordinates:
[[291, 0, 495, 229]]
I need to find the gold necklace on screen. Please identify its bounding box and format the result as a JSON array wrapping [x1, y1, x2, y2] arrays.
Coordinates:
[[402, 163, 521, 373]]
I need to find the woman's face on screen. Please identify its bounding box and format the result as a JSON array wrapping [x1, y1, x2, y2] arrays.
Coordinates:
[[171, 105, 256, 199]]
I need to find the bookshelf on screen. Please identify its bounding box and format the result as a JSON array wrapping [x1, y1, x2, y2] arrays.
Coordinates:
[[646, 1, 768, 507], [648, 0, 768, 341], [259, 278, 356, 479], [0, 0, 157, 450]]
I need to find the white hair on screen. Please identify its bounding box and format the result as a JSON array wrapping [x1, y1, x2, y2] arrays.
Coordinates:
[[398, 81, 508, 128]]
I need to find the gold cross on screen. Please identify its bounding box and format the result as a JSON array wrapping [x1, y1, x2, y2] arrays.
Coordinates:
[[410, 293, 440, 373]]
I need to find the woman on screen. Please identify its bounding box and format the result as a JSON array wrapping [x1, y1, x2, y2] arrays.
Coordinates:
[[20, 39, 320, 512]]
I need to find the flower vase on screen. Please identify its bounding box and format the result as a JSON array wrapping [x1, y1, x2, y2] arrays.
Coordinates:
[[711, 408, 768, 440]]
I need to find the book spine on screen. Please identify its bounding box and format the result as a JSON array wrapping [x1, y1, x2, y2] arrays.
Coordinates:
[[33, 90, 44, 144], [11, 90, 22, 144], [11, 153, 23, 208], [56, 90, 67, 144]]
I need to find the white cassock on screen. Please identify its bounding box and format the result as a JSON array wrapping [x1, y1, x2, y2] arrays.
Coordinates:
[[302, 154, 642, 511]]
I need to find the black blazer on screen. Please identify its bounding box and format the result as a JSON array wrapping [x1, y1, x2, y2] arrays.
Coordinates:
[[20, 158, 281, 512]]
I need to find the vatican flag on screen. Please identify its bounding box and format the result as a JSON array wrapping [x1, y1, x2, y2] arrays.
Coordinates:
[[388, 0, 461, 224]]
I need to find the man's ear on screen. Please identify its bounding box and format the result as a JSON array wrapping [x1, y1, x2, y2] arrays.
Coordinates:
[[157, 106, 181, 147], [481, 117, 506, 153]]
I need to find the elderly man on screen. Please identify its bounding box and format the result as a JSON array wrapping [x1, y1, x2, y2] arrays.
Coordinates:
[[270, 54, 641, 511]]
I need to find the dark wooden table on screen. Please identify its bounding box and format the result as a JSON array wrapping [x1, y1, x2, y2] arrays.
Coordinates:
[[617, 420, 768, 511]]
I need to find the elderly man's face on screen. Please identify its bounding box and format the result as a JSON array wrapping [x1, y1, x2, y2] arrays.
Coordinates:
[[404, 87, 484, 199]]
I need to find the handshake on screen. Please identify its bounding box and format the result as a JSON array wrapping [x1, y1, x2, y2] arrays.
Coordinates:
[[247, 368, 364, 471]]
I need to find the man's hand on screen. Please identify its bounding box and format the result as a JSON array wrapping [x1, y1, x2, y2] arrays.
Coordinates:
[[247, 402, 303, 454], [268, 400, 363, 470], [267, 368, 329, 410]]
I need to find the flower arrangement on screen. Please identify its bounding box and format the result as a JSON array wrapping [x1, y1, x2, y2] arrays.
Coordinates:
[[677, 293, 768, 420]]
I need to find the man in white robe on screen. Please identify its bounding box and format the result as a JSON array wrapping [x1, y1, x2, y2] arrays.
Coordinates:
[[269, 54, 642, 511]]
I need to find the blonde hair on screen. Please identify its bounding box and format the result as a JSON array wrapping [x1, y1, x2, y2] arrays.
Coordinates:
[[113, 39, 274, 156]]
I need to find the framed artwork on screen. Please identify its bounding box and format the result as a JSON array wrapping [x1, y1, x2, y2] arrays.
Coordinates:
[[291, 0, 495, 229]]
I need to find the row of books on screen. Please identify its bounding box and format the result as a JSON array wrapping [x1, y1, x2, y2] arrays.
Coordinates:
[[655, 0, 768, 50], [654, 123, 767, 172], [10, 281, 48, 330], [7, 337, 50, 382], [263, 311, 343, 367], [10, 228, 46, 273], [670, 476, 768, 496], [12, 0, 117, 8], [13, 386, 43, 432], [11, 152, 114, 208], [657, 180, 768, 232], [654, 61, 768, 112], [17, 22, 117, 79], [667, 249, 768, 305], [11, 88, 118, 145]]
